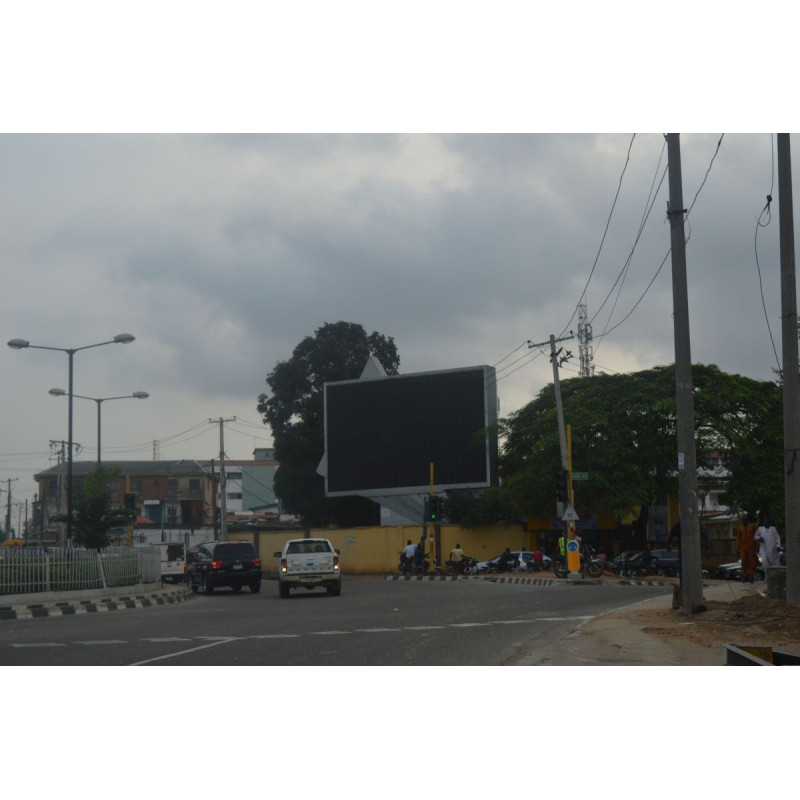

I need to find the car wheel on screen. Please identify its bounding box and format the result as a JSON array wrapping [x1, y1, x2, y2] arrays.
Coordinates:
[[250, 580, 261, 593], [327, 582, 341, 596], [189, 581, 199, 594], [279, 582, 290, 598], [204, 576, 214, 594]]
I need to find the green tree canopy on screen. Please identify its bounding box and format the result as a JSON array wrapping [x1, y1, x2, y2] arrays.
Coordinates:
[[257, 321, 400, 528], [55, 465, 125, 549], [448, 364, 784, 528]]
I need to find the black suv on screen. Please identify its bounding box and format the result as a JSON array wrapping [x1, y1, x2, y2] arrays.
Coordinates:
[[187, 540, 262, 594]]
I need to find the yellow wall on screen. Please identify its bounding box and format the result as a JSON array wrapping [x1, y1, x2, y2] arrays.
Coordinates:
[[249, 523, 530, 575]]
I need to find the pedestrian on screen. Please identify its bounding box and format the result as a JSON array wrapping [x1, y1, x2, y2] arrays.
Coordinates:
[[449, 543, 465, 563], [736, 513, 758, 583], [754, 513, 781, 575]]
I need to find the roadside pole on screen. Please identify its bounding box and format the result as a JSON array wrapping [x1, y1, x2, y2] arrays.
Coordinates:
[[778, 133, 800, 605], [666, 133, 703, 616]]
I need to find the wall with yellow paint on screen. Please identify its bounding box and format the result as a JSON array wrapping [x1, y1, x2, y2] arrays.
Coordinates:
[[246, 523, 531, 574]]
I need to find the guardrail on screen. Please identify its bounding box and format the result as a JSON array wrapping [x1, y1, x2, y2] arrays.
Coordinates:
[[0, 547, 161, 595]]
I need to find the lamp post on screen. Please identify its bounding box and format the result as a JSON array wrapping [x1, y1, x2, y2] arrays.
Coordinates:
[[48, 389, 149, 464], [8, 334, 136, 545]]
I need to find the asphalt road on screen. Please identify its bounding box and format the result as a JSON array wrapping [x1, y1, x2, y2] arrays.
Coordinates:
[[0, 578, 670, 666]]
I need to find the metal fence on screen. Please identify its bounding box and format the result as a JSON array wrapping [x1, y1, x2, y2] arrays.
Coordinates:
[[0, 546, 161, 596]]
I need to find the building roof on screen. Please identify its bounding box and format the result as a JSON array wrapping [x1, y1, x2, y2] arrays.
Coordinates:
[[34, 459, 209, 481]]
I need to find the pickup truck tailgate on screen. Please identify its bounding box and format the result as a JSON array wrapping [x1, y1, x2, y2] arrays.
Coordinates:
[[285, 554, 336, 573]]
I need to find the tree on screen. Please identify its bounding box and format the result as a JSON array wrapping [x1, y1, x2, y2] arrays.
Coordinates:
[[456, 364, 784, 528], [257, 321, 400, 528], [53, 465, 125, 549]]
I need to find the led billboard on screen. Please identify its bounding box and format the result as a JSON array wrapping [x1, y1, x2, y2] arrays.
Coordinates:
[[323, 365, 498, 497]]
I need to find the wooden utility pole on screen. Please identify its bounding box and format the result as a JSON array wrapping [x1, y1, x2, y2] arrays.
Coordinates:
[[666, 133, 703, 616], [778, 133, 800, 605]]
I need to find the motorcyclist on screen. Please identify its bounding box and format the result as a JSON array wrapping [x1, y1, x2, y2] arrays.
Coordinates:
[[498, 548, 515, 572], [402, 539, 417, 570], [449, 543, 465, 563]]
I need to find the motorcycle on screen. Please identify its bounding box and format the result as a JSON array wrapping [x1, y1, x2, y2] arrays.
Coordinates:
[[553, 544, 604, 579], [398, 551, 441, 576], [444, 556, 479, 575]]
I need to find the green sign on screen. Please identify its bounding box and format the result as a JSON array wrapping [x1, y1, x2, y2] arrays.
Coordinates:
[[572, 471, 589, 481]]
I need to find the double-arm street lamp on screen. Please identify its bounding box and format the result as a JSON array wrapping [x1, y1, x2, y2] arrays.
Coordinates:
[[7, 333, 136, 544], [48, 389, 149, 464]]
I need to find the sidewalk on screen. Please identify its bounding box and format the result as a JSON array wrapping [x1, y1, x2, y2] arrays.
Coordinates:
[[521, 579, 792, 666]]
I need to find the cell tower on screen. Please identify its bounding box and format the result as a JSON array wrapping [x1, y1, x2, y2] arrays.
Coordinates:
[[577, 303, 595, 377]]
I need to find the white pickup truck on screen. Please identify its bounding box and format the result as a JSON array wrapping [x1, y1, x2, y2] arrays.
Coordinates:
[[274, 538, 341, 598]]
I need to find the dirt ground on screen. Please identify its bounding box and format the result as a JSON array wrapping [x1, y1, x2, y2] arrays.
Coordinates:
[[622, 581, 800, 653]]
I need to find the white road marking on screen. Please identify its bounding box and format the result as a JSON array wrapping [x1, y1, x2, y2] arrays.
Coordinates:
[[129, 638, 238, 666], [75, 640, 127, 645], [11, 642, 66, 648]]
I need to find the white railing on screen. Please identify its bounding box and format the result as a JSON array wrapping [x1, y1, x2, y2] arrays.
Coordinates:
[[0, 546, 162, 596]]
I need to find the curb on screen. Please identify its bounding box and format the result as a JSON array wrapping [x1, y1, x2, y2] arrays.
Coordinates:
[[0, 586, 194, 621], [385, 574, 557, 586]]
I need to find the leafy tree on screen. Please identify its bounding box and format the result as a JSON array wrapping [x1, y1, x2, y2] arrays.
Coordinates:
[[448, 364, 784, 528], [53, 465, 125, 549], [257, 321, 400, 528]]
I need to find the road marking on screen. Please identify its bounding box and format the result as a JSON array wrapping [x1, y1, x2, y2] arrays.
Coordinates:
[[10, 642, 66, 648], [251, 634, 300, 639], [354, 628, 403, 633], [310, 630, 351, 636], [404, 625, 447, 630], [449, 622, 493, 627], [129, 637, 238, 666], [75, 640, 127, 645]]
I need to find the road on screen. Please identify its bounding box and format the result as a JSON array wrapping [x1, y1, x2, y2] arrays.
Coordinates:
[[0, 578, 670, 666]]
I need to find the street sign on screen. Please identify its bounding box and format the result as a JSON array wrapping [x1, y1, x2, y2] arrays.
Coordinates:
[[572, 471, 589, 481], [561, 504, 580, 521], [566, 539, 579, 553]]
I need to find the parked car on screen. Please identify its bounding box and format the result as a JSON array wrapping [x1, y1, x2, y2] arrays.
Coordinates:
[[649, 548, 680, 576], [187, 540, 262, 594], [476, 550, 551, 573], [717, 557, 765, 582]]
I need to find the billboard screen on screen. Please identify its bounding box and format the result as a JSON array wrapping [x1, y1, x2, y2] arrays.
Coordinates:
[[323, 365, 498, 497]]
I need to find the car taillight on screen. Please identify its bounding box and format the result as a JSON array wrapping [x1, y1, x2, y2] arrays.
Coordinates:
[[333, 554, 340, 571], [280, 557, 287, 574], [253, 558, 262, 568], [211, 560, 223, 569]]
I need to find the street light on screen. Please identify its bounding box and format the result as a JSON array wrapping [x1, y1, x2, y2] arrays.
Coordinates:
[[7, 334, 136, 545], [48, 388, 149, 464]]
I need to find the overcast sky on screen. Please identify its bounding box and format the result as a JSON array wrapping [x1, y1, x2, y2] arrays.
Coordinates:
[[0, 131, 793, 516]]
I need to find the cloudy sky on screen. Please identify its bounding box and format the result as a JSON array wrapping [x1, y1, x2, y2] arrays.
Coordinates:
[[0, 130, 793, 518], [1, 2, 796, 526]]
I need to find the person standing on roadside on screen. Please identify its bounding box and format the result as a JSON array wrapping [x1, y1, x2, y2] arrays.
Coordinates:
[[736, 513, 758, 583], [755, 513, 781, 575]]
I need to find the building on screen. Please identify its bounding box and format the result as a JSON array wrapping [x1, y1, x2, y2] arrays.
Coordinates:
[[34, 460, 214, 531], [198, 447, 279, 516]]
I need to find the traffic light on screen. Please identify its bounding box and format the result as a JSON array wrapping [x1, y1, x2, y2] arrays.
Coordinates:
[[124, 492, 136, 522], [424, 495, 442, 522], [556, 469, 569, 504]]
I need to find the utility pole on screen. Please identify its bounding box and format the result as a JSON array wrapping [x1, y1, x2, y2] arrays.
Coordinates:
[[210, 417, 236, 541], [5, 477, 17, 537], [530, 333, 577, 574], [778, 133, 800, 605], [666, 133, 703, 616]]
